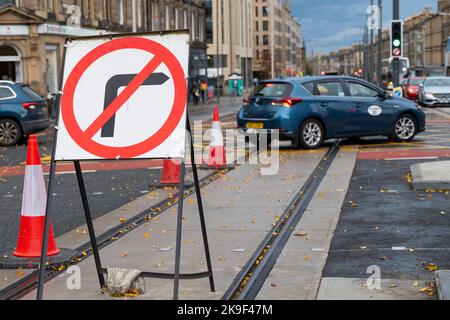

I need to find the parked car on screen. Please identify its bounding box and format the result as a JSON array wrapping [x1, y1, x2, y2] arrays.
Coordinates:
[[418, 77, 450, 107], [0, 81, 49, 146], [402, 77, 425, 101], [237, 76, 426, 149]]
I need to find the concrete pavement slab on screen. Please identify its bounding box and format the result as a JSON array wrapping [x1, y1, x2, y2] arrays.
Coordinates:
[[411, 160, 450, 191], [436, 270, 450, 300], [317, 277, 434, 300]]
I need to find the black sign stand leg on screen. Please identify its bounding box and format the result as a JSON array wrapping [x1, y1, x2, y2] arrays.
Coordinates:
[[74, 161, 106, 288], [37, 119, 215, 301], [36, 158, 58, 300], [186, 116, 216, 293], [173, 158, 186, 300]]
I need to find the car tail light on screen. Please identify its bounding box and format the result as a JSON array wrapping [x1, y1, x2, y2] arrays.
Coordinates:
[[271, 97, 303, 108], [243, 98, 250, 106], [408, 86, 419, 93], [22, 102, 40, 110]]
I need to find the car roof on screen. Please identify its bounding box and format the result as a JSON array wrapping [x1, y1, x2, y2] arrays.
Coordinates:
[[259, 76, 360, 84], [0, 80, 15, 85]]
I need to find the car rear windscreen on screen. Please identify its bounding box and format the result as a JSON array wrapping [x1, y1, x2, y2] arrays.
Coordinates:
[[251, 83, 293, 98], [425, 78, 450, 87], [22, 85, 43, 100], [410, 79, 424, 86]]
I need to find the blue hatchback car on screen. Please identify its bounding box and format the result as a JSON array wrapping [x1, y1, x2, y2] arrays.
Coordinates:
[[0, 81, 49, 146], [238, 76, 426, 149]]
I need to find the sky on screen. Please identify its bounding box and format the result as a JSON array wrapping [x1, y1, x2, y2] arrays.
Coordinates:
[[290, 0, 438, 55]]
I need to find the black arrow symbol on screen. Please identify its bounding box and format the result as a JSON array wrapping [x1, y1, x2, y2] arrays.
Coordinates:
[[101, 73, 170, 138]]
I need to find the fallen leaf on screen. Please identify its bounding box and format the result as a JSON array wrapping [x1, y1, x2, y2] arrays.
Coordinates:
[[360, 246, 368, 250], [426, 263, 438, 272], [294, 232, 308, 237], [16, 271, 25, 278]]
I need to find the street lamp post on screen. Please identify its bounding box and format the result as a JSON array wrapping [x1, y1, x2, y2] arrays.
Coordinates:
[[392, 0, 400, 87], [216, 0, 221, 103], [271, 0, 275, 78], [377, 0, 383, 86], [369, 0, 374, 83]]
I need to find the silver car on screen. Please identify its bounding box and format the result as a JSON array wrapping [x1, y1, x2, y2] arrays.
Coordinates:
[[419, 77, 450, 107]]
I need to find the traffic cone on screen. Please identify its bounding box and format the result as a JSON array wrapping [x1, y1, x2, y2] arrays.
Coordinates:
[[206, 106, 228, 168], [14, 135, 60, 258], [159, 159, 181, 185]]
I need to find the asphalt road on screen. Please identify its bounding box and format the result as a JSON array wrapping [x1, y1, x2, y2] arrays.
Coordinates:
[[0, 104, 241, 255], [323, 107, 450, 281]]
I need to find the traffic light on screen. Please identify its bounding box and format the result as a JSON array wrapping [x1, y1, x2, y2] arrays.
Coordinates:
[[390, 20, 403, 58]]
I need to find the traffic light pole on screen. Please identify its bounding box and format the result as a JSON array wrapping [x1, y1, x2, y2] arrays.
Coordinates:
[[377, 0, 383, 86], [392, 0, 400, 87]]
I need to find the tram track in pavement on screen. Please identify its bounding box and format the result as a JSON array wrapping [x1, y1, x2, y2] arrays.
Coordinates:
[[222, 140, 341, 300], [0, 167, 233, 300], [0, 114, 240, 300]]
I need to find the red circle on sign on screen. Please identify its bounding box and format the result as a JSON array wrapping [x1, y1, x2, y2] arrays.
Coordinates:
[[61, 37, 187, 159]]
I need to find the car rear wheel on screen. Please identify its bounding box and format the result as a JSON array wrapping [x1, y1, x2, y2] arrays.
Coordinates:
[[390, 115, 417, 142], [0, 119, 22, 146], [297, 119, 324, 149]]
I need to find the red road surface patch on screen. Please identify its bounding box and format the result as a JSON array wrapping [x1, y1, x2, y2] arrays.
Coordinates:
[[0, 157, 206, 177], [0, 159, 163, 177], [358, 148, 450, 160]]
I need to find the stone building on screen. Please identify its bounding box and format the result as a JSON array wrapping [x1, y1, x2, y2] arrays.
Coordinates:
[[205, 0, 253, 91], [0, 0, 207, 97], [253, 0, 303, 80]]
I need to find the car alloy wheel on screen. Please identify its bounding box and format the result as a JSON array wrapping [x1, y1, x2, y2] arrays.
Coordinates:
[[0, 119, 21, 146], [299, 119, 324, 149], [394, 115, 416, 141]]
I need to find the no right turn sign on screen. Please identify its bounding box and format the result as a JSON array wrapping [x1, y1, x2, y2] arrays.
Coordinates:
[[54, 32, 190, 161]]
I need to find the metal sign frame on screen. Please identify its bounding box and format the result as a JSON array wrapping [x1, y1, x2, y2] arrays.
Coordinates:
[[36, 31, 215, 300]]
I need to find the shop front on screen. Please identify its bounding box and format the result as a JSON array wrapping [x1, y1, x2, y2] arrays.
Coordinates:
[[0, 6, 105, 97]]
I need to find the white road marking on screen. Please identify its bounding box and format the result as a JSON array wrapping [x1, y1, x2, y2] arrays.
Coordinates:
[[44, 170, 97, 176], [385, 157, 438, 161]]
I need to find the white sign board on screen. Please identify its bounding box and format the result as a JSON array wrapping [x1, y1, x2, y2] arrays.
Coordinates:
[[54, 32, 190, 161]]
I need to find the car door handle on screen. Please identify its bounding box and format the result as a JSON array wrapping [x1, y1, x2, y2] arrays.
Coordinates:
[[355, 102, 364, 108], [320, 102, 329, 107]]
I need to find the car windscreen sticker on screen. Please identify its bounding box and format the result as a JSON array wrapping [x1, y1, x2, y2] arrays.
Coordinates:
[[368, 105, 382, 116]]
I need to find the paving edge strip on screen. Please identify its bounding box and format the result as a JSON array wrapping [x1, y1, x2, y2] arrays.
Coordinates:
[[436, 270, 450, 300]]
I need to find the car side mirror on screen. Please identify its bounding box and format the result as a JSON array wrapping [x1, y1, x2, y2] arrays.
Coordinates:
[[380, 91, 391, 100]]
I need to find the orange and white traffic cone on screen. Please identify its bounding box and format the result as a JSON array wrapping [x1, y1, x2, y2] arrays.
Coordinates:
[[159, 159, 181, 185], [14, 135, 60, 258], [206, 106, 228, 169]]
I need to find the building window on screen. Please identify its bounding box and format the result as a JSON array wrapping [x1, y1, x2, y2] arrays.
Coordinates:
[[191, 12, 197, 40], [45, 44, 59, 96], [175, 7, 179, 29], [0, 45, 23, 83], [47, 0, 54, 12], [119, 0, 124, 25], [165, 5, 170, 30]]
